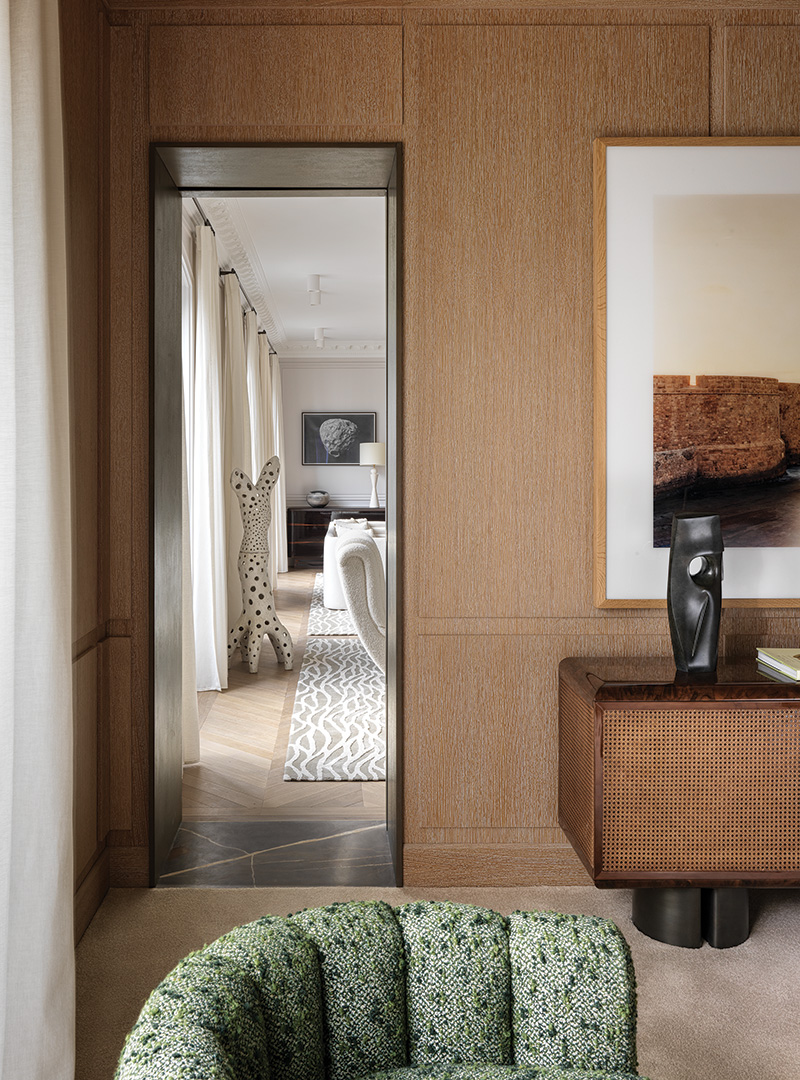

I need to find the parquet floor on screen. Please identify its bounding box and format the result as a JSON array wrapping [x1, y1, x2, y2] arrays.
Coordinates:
[[182, 568, 386, 822]]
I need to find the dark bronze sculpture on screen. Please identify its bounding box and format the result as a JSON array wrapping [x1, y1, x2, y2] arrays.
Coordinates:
[[667, 513, 724, 674]]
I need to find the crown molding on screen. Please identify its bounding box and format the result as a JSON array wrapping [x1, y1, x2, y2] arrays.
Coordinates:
[[280, 357, 386, 372], [198, 197, 287, 346], [279, 341, 385, 360]]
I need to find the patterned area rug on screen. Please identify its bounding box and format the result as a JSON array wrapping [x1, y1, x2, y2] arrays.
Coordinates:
[[284, 637, 386, 781], [307, 573, 356, 636]]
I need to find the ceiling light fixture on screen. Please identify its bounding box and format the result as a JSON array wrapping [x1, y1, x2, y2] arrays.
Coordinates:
[[314, 327, 325, 349], [307, 274, 321, 306]]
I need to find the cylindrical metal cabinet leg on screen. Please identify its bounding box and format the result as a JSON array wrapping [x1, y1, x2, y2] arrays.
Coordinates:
[[632, 888, 703, 948], [702, 888, 750, 949]]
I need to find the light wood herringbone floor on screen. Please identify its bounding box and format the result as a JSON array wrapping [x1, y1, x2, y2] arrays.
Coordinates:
[[182, 568, 386, 822]]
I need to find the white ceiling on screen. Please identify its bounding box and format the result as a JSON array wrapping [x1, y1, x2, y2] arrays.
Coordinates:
[[198, 195, 386, 358]]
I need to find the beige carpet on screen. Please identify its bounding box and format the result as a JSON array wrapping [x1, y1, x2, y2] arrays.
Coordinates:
[[76, 886, 800, 1080]]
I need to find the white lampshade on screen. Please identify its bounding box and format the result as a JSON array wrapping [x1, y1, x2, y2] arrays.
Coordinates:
[[359, 442, 385, 466]]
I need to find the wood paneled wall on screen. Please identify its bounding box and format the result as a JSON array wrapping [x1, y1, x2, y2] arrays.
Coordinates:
[[64, 1, 800, 929], [59, 0, 109, 940]]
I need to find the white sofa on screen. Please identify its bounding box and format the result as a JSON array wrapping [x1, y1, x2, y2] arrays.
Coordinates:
[[323, 518, 386, 609], [336, 532, 387, 673]]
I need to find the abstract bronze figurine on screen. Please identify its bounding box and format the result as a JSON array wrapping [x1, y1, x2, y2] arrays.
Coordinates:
[[667, 513, 724, 674]]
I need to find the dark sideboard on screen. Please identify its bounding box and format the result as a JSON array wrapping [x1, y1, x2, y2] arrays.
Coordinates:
[[286, 506, 385, 566], [558, 656, 800, 948]]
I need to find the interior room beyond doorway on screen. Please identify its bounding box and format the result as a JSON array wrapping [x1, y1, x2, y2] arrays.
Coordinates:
[[167, 187, 391, 886]]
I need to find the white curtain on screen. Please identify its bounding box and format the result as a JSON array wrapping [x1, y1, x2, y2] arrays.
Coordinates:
[[0, 0, 75, 1076], [271, 354, 289, 574], [180, 226, 200, 763], [244, 311, 264, 480], [258, 337, 277, 588], [191, 226, 228, 692], [222, 275, 252, 629], [185, 227, 290, 688]]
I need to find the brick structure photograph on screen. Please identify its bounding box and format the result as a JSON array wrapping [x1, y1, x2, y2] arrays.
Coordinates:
[[652, 194, 800, 547]]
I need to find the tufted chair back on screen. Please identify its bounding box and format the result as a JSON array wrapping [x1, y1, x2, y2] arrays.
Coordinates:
[[115, 900, 641, 1080]]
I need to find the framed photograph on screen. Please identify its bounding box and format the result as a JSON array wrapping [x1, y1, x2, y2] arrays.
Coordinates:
[[594, 137, 800, 607], [302, 411, 377, 466]]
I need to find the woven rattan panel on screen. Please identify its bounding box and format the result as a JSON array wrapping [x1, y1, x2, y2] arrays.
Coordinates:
[[602, 707, 800, 873], [558, 681, 595, 866]]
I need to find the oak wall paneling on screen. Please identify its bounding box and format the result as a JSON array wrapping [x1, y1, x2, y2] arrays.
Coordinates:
[[62, 3, 101, 647], [403, 844, 591, 887], [108, 25, 135, 625], [724, 27, 800, 134], [148, 26, 404, 128], [400, 22, 710, 877], [74, 650, 99, 884], [107, 637, 133, 832], [60, 0, 107, 938], [86, 4, 800, 907], [403, 24, 710, 624]]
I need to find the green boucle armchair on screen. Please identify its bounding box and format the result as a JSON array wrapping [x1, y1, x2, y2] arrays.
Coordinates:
[[115, 900, 649, 1080]]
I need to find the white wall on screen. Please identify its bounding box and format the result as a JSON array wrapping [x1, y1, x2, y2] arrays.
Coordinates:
[[280, 357, 386, 507]]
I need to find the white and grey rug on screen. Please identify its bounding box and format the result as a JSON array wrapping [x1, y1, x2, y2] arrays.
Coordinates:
[[306, 573, 356, 637], [284, 637, 385, 781]]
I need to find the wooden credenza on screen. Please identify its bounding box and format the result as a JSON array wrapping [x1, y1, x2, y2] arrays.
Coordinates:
[[558, 657, 800, 947], [286, 506, 385, 566]]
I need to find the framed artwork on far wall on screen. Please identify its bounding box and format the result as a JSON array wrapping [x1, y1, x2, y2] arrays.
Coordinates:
[[302, 412, 377, 466], [594, 136, 800, 608]]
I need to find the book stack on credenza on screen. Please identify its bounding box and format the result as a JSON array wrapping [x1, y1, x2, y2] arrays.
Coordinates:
[[757, 647, 800, 683]]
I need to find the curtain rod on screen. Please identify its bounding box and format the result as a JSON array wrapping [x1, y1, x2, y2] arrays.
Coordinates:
[[193, 197, 275, 354], [219, 267, 259, 320], [260, 330, 278, 356]]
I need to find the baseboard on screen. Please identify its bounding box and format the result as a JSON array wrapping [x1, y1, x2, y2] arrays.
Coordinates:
[[74, 848, 109, 943], [109, 844, 150, 887], [402, 843, 593, 887]]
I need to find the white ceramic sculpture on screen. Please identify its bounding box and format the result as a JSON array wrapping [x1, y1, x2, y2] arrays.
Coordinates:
[[227, 457, 293, 673]]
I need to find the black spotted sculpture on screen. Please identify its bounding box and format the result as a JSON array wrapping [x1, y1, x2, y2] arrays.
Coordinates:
[[228, 457, 293, 673], [667, 512, 724, 674]]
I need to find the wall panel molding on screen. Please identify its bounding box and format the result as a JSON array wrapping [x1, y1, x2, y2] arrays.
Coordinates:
[[88, 4, 800, 900], [403, 23, 710, 623], [724, 26, 800, 134], [149, 25, 403, 128]]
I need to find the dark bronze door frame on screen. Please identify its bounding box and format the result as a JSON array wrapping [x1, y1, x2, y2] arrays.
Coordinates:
[[150, 144, 403, 885]]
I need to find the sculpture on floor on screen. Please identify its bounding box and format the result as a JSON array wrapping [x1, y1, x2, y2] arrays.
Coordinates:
[[667, 512, 724, 674], [228, 457, 293, 673]]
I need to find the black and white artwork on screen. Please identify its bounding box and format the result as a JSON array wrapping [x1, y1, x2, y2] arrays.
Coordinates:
[[302, 412, 376, 466]]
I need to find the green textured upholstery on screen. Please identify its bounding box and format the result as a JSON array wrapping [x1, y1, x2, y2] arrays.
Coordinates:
[[114, 951, 270, 1080], [115, 902, 648, 1080], [206, 916, 325, 1080], [289, 902, 407, 1080], [508, 912, 637, 1076], [395, 902, 512, 1067]]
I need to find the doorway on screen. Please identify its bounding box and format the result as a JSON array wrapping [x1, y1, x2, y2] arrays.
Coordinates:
[[151, 145, 402, 886]]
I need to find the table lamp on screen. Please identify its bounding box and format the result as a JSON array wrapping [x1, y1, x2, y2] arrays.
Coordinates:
[[359, 442, 385, 508]]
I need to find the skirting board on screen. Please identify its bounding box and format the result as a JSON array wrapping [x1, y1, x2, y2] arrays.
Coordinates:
[[109, 845, 150, 887], [402, 844, 592, 887], [75, 848, 109, 943]]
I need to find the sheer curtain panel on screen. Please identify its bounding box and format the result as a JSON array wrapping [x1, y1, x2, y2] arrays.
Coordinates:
[[191, 225, 228, 691], [222, 276, 252, 628], [271, 353, 289, 575], [258, 336, 277, 589], [0, 0, 75, 1076], [244, 311, 264, 480]]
